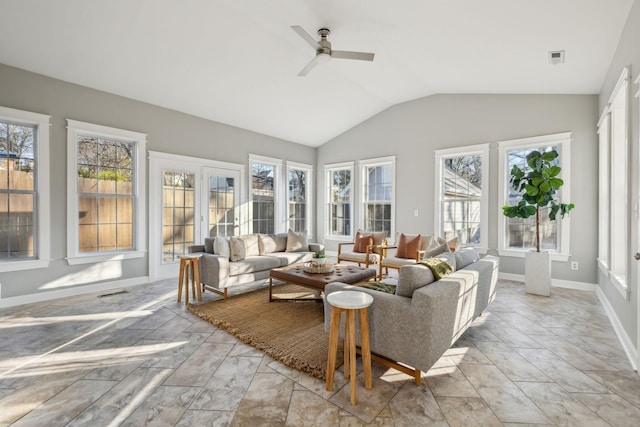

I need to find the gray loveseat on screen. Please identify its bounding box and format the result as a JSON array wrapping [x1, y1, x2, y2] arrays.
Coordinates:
[[189, 231, 324, 299], [323, 248, 499, 383]]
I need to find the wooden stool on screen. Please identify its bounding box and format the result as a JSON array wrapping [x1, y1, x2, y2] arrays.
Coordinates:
[[326, 290, 374, 405], [177, 254, 202, 304]]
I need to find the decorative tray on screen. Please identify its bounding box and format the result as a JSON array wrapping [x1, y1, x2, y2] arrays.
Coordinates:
[[303, 261, 334, 274]]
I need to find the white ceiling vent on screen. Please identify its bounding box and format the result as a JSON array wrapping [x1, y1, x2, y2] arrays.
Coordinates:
[[549, 50, 565, 65]]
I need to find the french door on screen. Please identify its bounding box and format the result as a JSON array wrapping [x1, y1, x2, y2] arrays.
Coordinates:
[[149, 152, 244, 280], [202, 167, 241, 239]]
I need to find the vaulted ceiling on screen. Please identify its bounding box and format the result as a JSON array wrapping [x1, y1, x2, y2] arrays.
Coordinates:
[[0, 0, 634, 146]]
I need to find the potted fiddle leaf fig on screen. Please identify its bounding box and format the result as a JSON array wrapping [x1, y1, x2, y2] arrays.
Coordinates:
[[502, 149, 574, 296]]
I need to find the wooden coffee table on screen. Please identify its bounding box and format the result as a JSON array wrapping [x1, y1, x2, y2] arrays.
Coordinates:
[[269, 263, 377, 302]]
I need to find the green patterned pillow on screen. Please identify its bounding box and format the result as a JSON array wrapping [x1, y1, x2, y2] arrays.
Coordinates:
[[359, 281, 397, 294]]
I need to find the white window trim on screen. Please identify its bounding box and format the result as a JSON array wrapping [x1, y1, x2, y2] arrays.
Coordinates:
[[497, 132, 572, 262], [66, 119, 147, 265], [249, 154, 283, 233], [597, 108, 610, 272], [358, 156, 396, 239], [434, 143, 489, 253], [324, 161, 355, 240], [286, 160, 313, 239], [0, 106, 51, 272], [605, 67, 630, 298]]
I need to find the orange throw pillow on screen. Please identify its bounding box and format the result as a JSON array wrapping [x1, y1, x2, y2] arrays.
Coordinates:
[[353, 231, 374, 253], [396, 233, 421, 259]]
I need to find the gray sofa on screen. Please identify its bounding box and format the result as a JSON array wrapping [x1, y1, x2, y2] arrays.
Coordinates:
[[323, 248, 499, 383], [189, 231, 324, 299]]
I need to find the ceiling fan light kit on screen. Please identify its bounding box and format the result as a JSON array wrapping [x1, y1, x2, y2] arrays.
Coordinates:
[[291, 26, 375, 76]]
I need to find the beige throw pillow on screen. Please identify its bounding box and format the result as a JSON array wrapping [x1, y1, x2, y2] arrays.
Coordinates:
[[423, 237, 450, 258], [258, 234, 277, 255], [286, 229, 308, 252], [241, 234, 260, 257], [213, 236, 230, 258], [229, 236, 246, 261]]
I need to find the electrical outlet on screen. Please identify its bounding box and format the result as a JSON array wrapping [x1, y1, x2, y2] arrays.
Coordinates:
[[414, 209, 419, 216], [571, 261, 579, 271]]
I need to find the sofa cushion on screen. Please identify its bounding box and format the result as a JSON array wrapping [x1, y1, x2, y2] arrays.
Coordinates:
[[396, 264, 436, 297], [353, 231, 374, 253], [396, 233, 421, 259], [423, 237, 451, 258], [204, 237, 215, 254], [266, 251, 313, 267], [286, 229, 308, 252], [214, 236, 230, 258], [229, 236, 246, 261], [454, 247, 480, 270], [435, 252, 457, 271], [243, 234, 261, 257], [259, 233, 288, 254], [258, 234, 277, 255], [229, 256, 281, 276]]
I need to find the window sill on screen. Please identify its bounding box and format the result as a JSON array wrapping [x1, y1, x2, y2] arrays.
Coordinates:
[[66, 251, 146, 266], [598, 259, 630, 300], [497, 249, 570, 262], [0, 259, 51, 273]]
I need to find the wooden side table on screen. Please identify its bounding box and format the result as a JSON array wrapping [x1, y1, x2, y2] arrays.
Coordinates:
[[326, 290, 374, 405], [177, 254, 202, 304]]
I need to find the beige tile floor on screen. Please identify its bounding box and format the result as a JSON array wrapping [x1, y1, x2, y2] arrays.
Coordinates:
[[1, 273, 639, 426]]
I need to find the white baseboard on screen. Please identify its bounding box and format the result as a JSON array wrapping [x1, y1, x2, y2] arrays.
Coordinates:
[[596, 287, 638, 371], [498, 272, 597, 292], [0, 276, 150, 309]]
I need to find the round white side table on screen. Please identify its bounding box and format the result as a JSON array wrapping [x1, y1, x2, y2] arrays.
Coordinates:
[[326, 290, 374, 405]]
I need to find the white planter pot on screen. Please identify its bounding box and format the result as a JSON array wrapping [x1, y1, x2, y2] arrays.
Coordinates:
[[312, 257, 327, 266], [525, 251, 551, 296]]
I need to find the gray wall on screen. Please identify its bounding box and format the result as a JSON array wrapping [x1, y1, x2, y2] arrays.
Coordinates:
[[597, 0, 639, 348], [0, 63, 315, 300], [317, 94, 599, 284]]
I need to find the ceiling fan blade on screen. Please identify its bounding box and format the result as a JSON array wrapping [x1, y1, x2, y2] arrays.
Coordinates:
[[291, 26, 320, 50], [298, 57, 319, 77], [332, 50, 375, 61]]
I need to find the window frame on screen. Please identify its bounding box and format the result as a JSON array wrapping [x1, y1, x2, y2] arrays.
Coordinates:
[[325, 161, 354, 240], [249, 154, 282, 234], [497, 132, 572, 261], [434, 143, 489, 253], [66, 119, 147, 265], [598, 67, 631, 299], [286, 160, 313, 238], [358, 156, 396, 238], [0, 106, 51, 272]]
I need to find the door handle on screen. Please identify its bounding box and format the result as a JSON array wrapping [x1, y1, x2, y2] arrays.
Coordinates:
[[635, 253, 640, 260]]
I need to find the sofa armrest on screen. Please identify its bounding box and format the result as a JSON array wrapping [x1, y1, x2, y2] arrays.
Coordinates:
[[188, 245, 205, 253], [324, 280, 460, 373], [198, 253, 230, 290], [308, 243, 325, 255]]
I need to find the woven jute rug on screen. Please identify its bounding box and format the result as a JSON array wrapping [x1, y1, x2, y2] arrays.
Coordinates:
[[188, 284, 333, 380]]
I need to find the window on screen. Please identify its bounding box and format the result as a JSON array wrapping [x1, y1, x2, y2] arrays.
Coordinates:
[[599, 67, 630, 297], [0, 106, 50, 272], [249, 155, 281, 234], [435, 144, 488, 250], [359, 157, 395, 236], [498, 132, 571, 260], [597, 110, 610, 270], [162, 172, 195, 262], [287, 162, 312, 235], [326, 162, 354, 237], [67, 120, 146, 264]]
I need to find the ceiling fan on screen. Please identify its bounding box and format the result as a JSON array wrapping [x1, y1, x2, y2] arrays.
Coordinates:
[[291, 26, 375, 76]]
